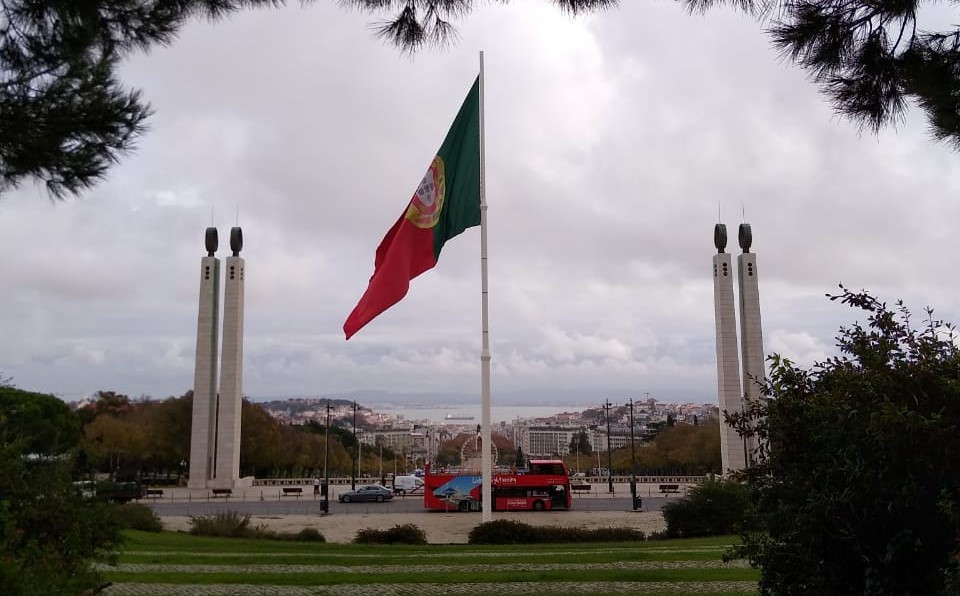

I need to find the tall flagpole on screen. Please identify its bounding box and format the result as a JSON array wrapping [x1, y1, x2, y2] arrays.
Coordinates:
[[478, 50, 492, 523]]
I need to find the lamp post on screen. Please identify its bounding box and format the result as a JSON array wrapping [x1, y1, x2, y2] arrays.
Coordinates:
[[575, 429, 581, 473], [629, 398, 638, 509], [323, 402, 330, 513], [604, 400, 614, 493], [351, 401, 357, 490], [378, 439, 383, 479]]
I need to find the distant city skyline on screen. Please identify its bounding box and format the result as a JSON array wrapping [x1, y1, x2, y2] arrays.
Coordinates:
[[259, 395, 718, 432]]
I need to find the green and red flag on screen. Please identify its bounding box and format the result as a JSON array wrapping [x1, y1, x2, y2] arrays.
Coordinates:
[[344, 77, 481, 340]]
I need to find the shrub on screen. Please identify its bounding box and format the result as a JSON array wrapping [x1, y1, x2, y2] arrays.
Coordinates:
[[353, 523, 427, 545], [287, 527, 325, 542], [468, 520, 646, 544], [468, 520, 538, 544], [647, 529, 669, 541], [188, 511, 252, 538], [111, 502, 163, 532], [731, 289, 960, 595], [661, 479, 750, 538]]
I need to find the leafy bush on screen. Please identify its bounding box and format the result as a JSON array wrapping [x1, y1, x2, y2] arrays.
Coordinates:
[[731, 289, 960, 595], [353, 523, 427, 545], [187, 513, 325, 542], [188, 511, 252, 538], [285, 527, 325, 542], [468, 519, 645, 544], [0, 389, 123, 596], [0, 455, 124, 596], [468, 520, 539, 544], [661, 479, 750, 538], [111, 502, 163, 532]]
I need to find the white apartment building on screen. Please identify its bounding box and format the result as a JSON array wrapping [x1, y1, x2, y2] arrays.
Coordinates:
[[524, 425, 581, 457], [363, 428, 415, 451]]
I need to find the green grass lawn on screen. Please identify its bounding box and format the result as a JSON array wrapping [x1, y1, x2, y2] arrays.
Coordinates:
[[102, 531, 758, 596]]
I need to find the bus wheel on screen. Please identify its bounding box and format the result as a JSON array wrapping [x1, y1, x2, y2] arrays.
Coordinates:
[[459, 500, 470, 512], [532, 500, 545, 511]]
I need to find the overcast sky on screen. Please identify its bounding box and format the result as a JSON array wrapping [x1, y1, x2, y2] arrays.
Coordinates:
[[1, 2, 958, 407]]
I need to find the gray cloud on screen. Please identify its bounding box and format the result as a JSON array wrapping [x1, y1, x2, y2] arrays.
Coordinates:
[[1, 2, 957, 405]]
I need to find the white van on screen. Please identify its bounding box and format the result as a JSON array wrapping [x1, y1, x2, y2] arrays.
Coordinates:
[[393, 475, 424, 495]]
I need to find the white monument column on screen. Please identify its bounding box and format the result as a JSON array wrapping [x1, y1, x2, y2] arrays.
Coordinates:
[[188, 228, 220, 489], [214, 227, 245, 488], [737, 224, 764, 466], [713, 224, 747, 472]]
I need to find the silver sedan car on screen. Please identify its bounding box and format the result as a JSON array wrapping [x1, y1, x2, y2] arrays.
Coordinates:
[[338, 484, 394, 503]]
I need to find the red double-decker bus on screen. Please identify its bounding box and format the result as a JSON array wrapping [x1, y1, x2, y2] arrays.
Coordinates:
[[423, 459, 572, 512]]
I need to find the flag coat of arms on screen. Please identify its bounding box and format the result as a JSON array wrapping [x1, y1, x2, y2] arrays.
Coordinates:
[[344, 78, 481, 339]]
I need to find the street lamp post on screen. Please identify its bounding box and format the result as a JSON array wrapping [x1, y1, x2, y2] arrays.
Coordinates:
[[575, 429, 581, 473], [604, 400, 614, 493], [629, 399, 638, 509], [378, 440, 383, 479], [323, 403, 330, 513], [351, 401, 357, 490]]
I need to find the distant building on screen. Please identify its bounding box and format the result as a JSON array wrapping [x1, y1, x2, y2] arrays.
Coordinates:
[[367, 428, 415, 451], [524, 425, 581, 457]]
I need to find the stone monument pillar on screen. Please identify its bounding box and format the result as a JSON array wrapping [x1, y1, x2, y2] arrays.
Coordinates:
[[713, 224, 747, 472], [188, 228, 220, 489], [214, 227, 245, 488], [737, 224, 764, 465]]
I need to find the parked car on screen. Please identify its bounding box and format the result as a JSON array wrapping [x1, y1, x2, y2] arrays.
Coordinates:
[[338, 484, 394, 503], [392, 475, 424, 495], [74, 479, 146, 503]]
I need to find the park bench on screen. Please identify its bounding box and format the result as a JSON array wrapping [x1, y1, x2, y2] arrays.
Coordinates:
[[571, 482, 592, 492], [281, 487, 303, 498], [145, 489, 164, 498], [659, 484, 680, 494], [210, 488, 232, 498]]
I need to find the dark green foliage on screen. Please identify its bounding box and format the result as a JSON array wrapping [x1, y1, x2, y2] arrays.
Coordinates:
[[349, 1, 616, 51], [187, 512, 326, 541], [188, 511, 252, 538], [569, 428, 592, 454], [111, 502, 163, 532], [467, 519, 646, 544], [468, 519, 539, 544], [0, 387, 80, 455], [0, 444, 123, 596], [0, 1, 287, 197], [285, 527, 325, 542], [682, 0, 960, 148], [0, 387, 121, 594], [730, 288, 960, 595], [353, 523, 428, 545], [661, 479, 750, 538]]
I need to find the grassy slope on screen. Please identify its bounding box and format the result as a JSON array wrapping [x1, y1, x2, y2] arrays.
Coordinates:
[[106, 531, 758, 594]]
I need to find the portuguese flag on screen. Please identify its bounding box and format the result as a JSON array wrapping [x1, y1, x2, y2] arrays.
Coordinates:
[[344, 77, 481, 340]]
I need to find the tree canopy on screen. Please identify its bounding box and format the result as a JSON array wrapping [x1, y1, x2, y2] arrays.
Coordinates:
[[0, 386, 80, 455], [0, 386, 122, 596], [685, 0, 960, 148], [350, 0, 616, 49], [730, 287, 960, 595]]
